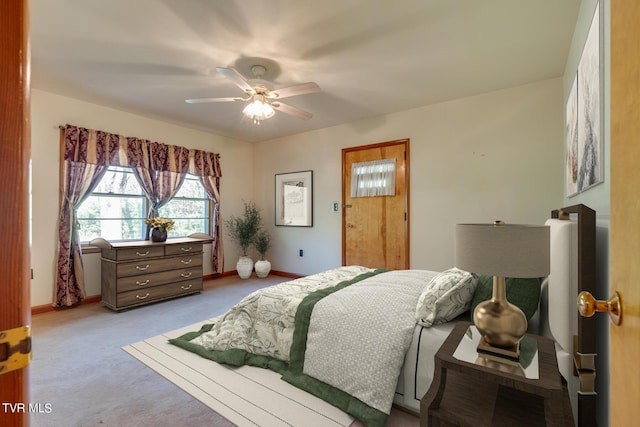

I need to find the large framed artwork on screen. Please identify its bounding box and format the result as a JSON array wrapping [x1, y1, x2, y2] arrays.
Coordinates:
[[567, 1, 603, 197], [275, 170, 313, 226]]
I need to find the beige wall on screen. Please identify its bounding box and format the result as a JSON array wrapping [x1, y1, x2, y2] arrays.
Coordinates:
[[31, 78, 565, 306], [253, 78, 565, 276], [30, 89, 254, 306]]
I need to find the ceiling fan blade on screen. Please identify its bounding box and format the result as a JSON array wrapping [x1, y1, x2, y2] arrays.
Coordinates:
[[270, 82, 321, 99], [271, 102, 313, 120], [216, 67, 255, 94], [185, 97, 245, 104]]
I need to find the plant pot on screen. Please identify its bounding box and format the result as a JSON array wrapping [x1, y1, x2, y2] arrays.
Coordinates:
[[254, 259, 271, 278], [151, 228, 167, 242], [236, 256, 254, 279]]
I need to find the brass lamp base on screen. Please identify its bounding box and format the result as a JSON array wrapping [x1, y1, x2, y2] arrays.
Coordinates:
[[473, 275, 527, 361], [477, 336, 520, 360], [475, 353, 526, 377]]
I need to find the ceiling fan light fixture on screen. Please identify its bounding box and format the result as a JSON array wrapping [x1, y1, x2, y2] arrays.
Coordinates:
[[242, 94, 275, 125], [188, 66, 319, 123]]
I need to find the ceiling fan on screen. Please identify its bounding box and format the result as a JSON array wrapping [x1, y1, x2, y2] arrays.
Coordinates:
[[185, 65, 321, 124]]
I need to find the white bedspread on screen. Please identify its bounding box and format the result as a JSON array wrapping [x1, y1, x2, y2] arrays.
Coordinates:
[[290, 269, 438, 415]]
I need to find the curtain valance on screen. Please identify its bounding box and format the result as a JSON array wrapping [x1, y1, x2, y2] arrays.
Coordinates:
[[190, 149, 222, 177], [63, 124, 221, 177]]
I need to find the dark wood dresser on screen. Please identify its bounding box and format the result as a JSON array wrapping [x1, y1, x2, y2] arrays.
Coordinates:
[[90, 237, 206, 311]]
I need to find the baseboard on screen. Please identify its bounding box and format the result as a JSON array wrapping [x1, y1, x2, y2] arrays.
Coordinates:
[[204, 270, 238, 280], [32, 270, 302, 315], [269, 270, 303, 279], [31, 295, 102, 316]]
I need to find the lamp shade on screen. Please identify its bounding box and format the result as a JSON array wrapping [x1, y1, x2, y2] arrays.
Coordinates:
[[455, 223, 550, 278]]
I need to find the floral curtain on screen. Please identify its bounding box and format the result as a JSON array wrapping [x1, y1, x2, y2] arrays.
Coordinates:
[[54, 126, 117, 307], [190, 149, 224, 273], [54, 124, 223, 307], [127, 139, 189, 239]]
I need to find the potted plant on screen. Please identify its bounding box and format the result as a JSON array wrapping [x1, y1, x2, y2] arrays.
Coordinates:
[[225, 201, 262, 278], [254, 230, 272, 278], [145, 217, 175, 242]]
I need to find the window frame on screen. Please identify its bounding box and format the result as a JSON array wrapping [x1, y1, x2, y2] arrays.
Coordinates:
[[76, 165, 148, 244], [156, 173, 213, 238]]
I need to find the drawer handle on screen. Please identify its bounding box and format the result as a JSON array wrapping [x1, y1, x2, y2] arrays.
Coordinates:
[[136, 293, 150, 300], [181, 246, 193, 252], [180, 272, 193, 278], [135, 279, 150, 286], [136, 264, 150, 271], [135, 251, 150, 256], [181, 259, 193, 265], [181, 284, 193, 290]]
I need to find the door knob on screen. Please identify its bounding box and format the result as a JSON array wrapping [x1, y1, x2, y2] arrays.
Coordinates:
[[577, 291, 622, 326]]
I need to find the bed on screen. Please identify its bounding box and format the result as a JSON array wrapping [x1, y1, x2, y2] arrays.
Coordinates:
[[171, 206, 594, 427]]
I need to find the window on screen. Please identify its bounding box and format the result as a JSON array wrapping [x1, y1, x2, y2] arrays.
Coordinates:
[[350, 158, 396, 197], [158, 174, 210, 237], [77, 166, 146, 242], [77, 166, 210, 242]]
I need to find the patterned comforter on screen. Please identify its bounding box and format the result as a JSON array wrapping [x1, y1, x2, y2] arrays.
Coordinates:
[[186, 265, 374, 362], [170, 266, 437, 427]]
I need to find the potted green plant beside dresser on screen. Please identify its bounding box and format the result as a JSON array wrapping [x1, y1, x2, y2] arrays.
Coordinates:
[[254, 230, 271, 278], [225, 200, 262, 279]]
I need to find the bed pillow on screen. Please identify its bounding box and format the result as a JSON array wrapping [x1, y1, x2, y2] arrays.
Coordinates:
[[415, 268, 478, 327], [470, 275, 543, 321]]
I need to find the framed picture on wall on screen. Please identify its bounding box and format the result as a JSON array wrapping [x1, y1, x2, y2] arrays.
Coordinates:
[[275, 170, 313, 226], [567, 1, 604, 197], [566, 74, 579, 196]]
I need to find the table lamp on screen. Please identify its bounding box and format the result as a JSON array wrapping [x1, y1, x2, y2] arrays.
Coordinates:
[[455, 222, 550, 359]]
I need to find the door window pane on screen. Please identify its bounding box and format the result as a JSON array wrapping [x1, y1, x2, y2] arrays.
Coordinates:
[[350, 158, 396, 197]]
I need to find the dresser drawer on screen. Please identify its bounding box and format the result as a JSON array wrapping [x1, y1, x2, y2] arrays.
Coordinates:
[[106, 246, 165, 261], [116, 266, 202, 292], [117, 254, 203, 278], [117, 279, 203, 307], [165, 242, 203, 256]]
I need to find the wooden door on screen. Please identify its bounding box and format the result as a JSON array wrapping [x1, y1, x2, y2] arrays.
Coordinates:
[[342, 139, 409, 270], [0, 1, 31, 426], [610, 1, 640, 425]]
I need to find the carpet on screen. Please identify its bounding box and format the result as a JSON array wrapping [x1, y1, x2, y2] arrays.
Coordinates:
[[122, 320, 355, 427]]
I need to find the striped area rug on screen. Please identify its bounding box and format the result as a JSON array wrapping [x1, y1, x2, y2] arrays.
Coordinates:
[[122, 321, 354, 427]]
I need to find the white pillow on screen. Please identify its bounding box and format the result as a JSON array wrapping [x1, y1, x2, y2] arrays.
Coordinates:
[[415, 267, 478, 327]]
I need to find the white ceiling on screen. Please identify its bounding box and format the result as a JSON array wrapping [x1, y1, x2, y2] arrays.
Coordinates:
[[30, 0, 580, 143]]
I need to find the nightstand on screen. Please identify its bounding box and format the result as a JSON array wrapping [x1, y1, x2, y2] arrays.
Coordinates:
[[421, 321, 574, 427]]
